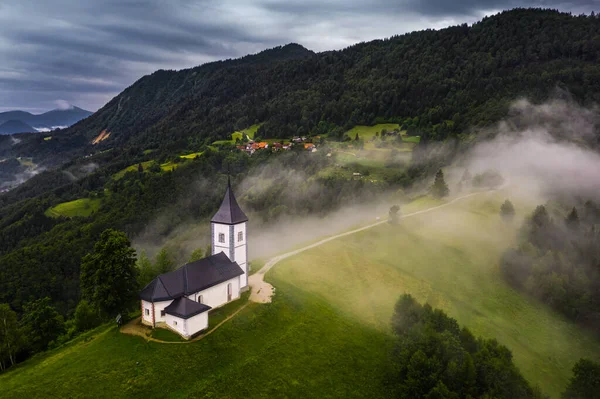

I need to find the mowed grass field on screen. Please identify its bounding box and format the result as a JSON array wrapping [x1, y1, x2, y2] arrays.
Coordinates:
[[0, 281, 392, 398], [270, 191, 600, 397], [44, 198, 102, 218]]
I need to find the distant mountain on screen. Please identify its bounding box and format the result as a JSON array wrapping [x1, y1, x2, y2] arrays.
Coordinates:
[[0, 105, 92, 134], [0, 120, 35, 134]]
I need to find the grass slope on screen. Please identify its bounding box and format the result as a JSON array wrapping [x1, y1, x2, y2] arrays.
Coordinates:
[[345, 124, 400, 141], [113, 161, 155, 180], [44, 198, 101, 218], [0, 282, 391, 398], [270, 191, 600, 397]]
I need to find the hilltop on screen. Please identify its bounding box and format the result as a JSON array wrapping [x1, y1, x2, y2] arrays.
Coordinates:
[[0, 120, 35, 135]]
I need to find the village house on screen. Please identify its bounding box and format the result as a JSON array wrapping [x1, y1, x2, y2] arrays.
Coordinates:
[[140, 179, 249, 339]]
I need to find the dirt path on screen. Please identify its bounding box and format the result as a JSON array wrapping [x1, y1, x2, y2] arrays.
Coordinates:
[[248, 190, 489, 304], [123, 190, 492, 343], [120, 304, 249, 344]]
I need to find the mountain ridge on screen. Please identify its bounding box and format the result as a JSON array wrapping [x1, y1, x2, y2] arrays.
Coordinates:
[[0, 106, 92, 134], [4, 8, 600, 164]]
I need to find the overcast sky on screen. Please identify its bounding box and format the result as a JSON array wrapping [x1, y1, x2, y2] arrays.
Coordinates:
[[0, 1, 597, 114]]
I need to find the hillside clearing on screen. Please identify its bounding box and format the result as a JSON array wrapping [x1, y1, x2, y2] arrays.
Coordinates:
[[113, 160, 155, 180], [44, 198, 101, 218]]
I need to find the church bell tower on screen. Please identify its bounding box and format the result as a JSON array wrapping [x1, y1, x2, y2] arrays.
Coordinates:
[[211, 178, 249, 289]]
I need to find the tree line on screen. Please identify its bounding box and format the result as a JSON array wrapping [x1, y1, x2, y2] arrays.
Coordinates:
[[502, 201, 600, 333]]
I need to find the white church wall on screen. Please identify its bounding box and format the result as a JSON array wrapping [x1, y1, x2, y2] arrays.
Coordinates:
[[234, 222, 248, 287], [141, 300, 153, 325], [187, 312, 209, 336], [188, 277, 240, 309], [152, 300, 173, 324], [165, 313, 187, 337], [141, 300, 173, 326], [212, 223, 231, 257]]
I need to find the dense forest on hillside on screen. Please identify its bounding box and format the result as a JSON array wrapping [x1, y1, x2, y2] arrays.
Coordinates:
[[3, 8, 600, 168]]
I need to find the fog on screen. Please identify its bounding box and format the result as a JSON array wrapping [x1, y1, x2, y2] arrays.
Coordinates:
[[458, 98, 600, 202], [134, 97, 600, 267]]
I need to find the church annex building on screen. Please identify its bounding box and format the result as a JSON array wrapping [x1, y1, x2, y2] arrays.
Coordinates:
[[140, 180, 249, 339]]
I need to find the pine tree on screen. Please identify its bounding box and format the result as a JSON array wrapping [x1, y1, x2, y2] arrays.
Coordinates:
[[431, 169, 450, 198], [500, 199, 516, 222], [155, 247, 174, 274], [565, 207, 580, 230], [188, 247, 204, 262]]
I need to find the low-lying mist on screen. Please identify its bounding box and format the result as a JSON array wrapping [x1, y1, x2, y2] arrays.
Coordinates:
[[134, 97, 600, 268], [457, 98, 600, 203]]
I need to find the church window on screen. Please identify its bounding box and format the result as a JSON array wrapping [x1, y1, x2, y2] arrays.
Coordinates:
[[160, 310, 165, 317], [238, 231, 243, 242], [145, 309, 149, 316], [173, 320, 178, 326], [219, 233, 225, 243], [198, 295, 203, 304]]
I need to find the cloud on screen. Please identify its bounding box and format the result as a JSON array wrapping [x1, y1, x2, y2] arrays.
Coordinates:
[[0, 0, 597, 112]]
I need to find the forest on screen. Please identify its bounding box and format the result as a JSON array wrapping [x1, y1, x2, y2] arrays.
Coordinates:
[[3, 8, 600, 170], [502, 201, 600, 333]]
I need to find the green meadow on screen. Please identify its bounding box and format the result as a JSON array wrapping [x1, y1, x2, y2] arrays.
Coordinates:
[[113, 160, 155, 180], [6, 191, 600, 398], [271, 191, 600, 397], [344, 124, 401, 141], [0, 282, 391, 398], [44, 198, 102, 218]]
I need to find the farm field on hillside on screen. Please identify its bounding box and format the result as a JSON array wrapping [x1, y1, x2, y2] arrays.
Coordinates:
[[0, 282, 392, 399], [44, 198, 101, 218], [270, 191, 600, 397], [232, 123, 262, 141]]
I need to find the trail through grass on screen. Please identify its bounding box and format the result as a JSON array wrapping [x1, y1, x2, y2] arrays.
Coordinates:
[[270, 191, 600, 397]]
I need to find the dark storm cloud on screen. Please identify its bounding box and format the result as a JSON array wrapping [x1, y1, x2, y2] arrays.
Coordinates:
[[0, 0, 597, 113]]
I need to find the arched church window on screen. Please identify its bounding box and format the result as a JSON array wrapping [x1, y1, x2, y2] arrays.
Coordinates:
[[198, 295, 203, 304], [219, 233, 225, 243], [238, 231, 243, 242]]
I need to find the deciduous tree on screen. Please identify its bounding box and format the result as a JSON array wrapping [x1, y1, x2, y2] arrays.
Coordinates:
[[21, 297, 64, 352], [80, 229, 138, 316]]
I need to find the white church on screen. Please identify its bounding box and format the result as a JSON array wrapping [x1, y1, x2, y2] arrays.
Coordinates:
[[140, 180, 249, 339]]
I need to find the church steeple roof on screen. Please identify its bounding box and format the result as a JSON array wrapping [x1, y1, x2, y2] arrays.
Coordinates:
[[211, 177, 248, 225]]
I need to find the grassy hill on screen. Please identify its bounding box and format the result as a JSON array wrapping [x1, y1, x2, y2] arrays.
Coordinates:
[[5, 191, 600, 397], [0, 281, 392, 398], [44, 198, 102, 218], [270, 191, 600, 397]]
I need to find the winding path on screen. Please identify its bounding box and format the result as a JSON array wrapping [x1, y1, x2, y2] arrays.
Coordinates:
[[123, 190, 492, 343], [248, 190, 488, 304]]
